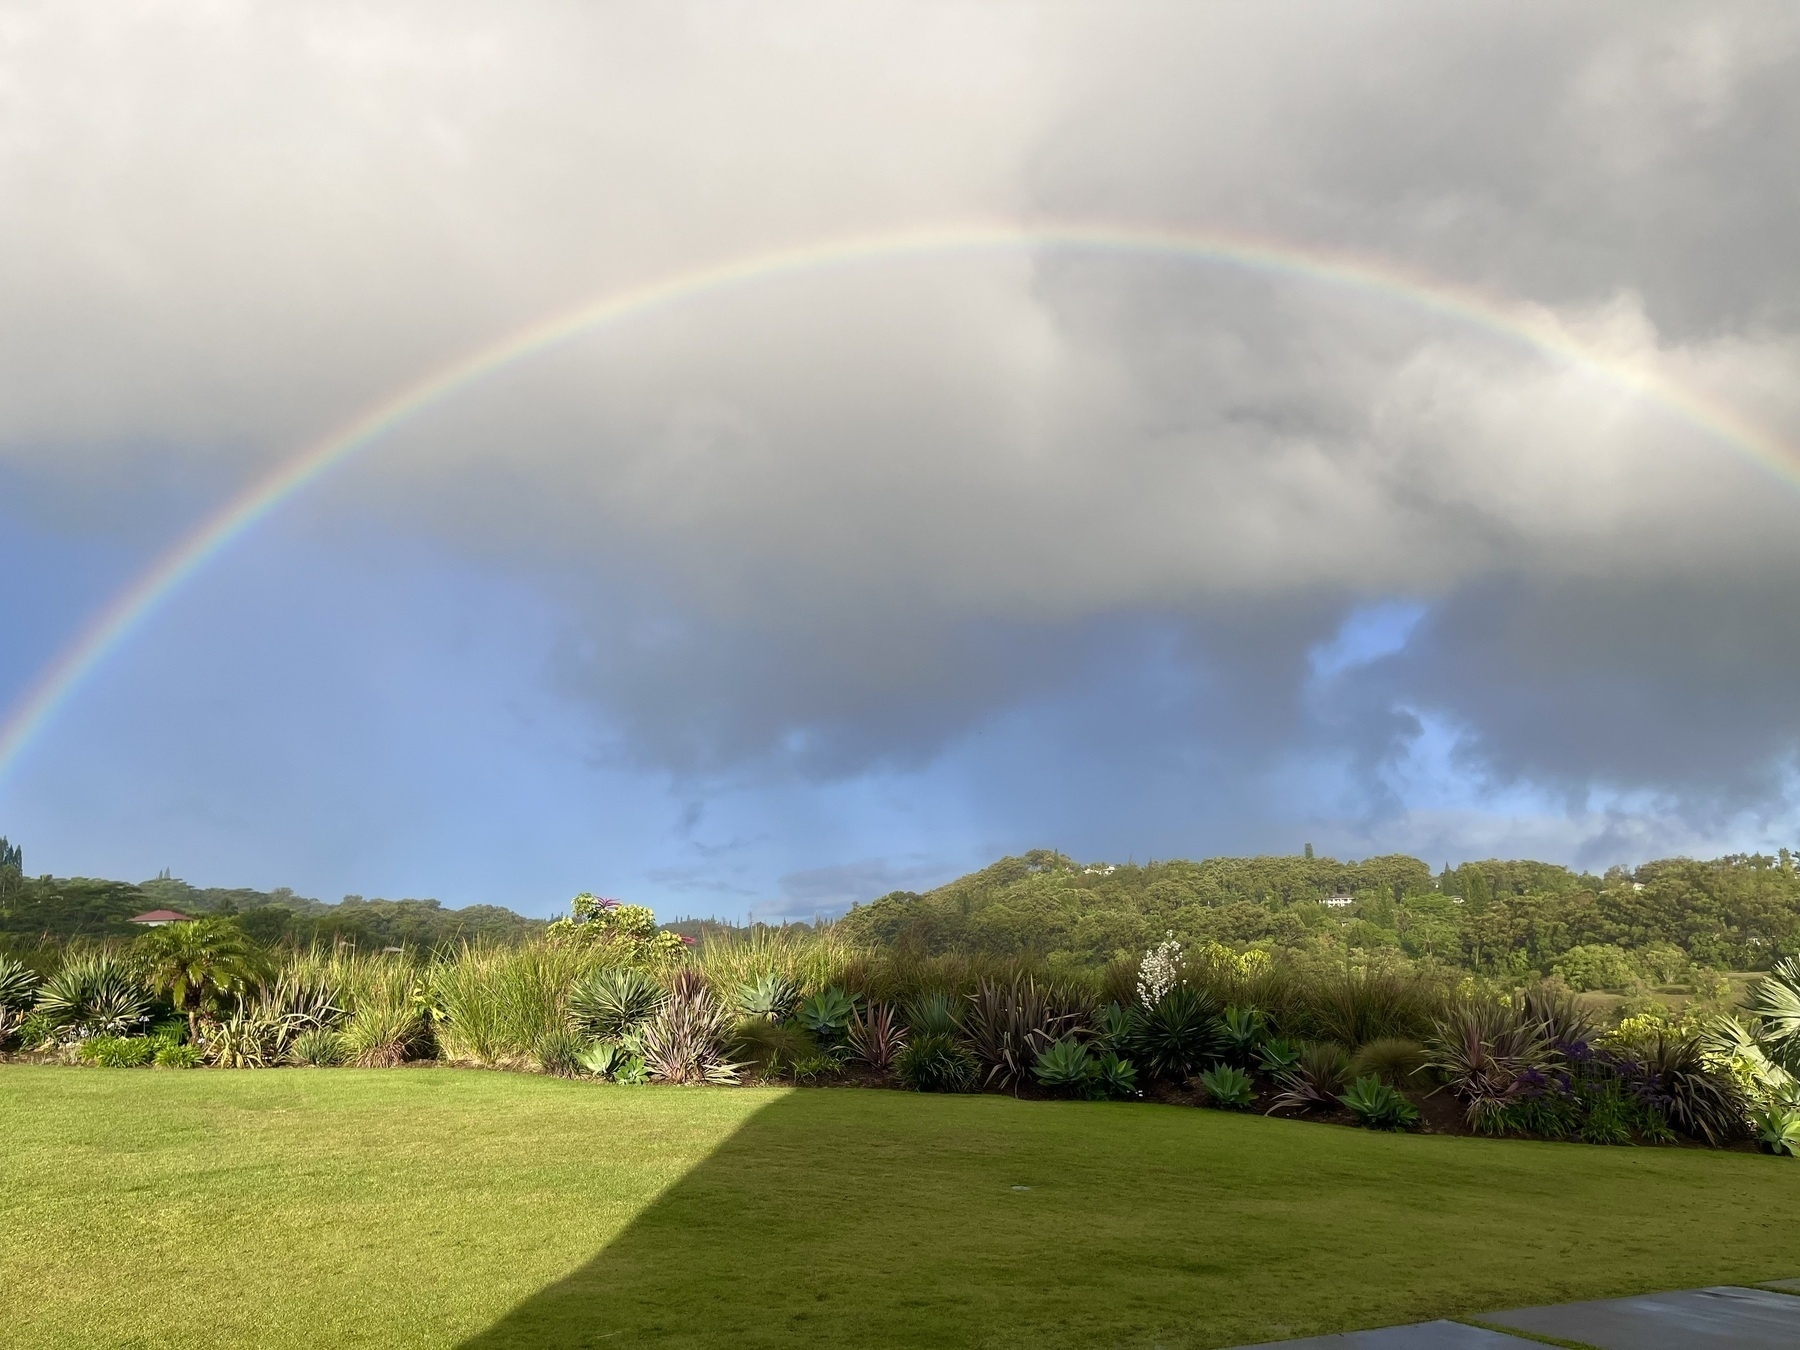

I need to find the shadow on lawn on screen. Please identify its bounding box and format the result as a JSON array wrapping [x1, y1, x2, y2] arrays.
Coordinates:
[[460, 1089, 875, 1349]]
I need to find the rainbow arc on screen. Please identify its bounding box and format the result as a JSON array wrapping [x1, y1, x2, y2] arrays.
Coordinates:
[[0, 221, 1793, 788]]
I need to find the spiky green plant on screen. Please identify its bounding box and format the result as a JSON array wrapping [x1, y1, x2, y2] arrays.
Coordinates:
[[1198, 1063, 1257, 1110], [0, 954, 37, 1012], [1032, 1036, 1095, 1095], [1754, 1104, 1800, 1156], [797, 986, 857, 1048], [894, 1030, 977, 1093], [1133, 985, 1219, 1082], [35, 951, 148, 1038], [338, 960, 428, 1067], [1425, 999, 1551, 1132], [902, 989, 961, 1037], [567, 965, 664, 1043], [1340, 1075, 1420, 1131], [288, 1027, 345, 1067], [734, 972, 799, 1024], [1750, 958, 1800, 1074], [964, 977, 1088, 1091], [1216, 1006, 1268, 1067], [78, 1035, 153, 1067], [532, 1027, 588, 1078]]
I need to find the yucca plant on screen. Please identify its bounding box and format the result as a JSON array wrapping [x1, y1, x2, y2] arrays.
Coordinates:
[[846, 1000, 906, 1071], [1198, 1062, 1257, 1110], [1340, 1074, 1420, 1131], [0, 954, 38, 1014], [1267, 1041, 1352, 1113], [567, 965, 664, 1043], [35, 951, 149, 1039], [894, 1030, 977, 1093], [903, 989, 961, 1038], [1133, 985, 1220, 1082]]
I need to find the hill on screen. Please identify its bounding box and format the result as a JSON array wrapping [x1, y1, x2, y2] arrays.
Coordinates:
[[838, 848, 1800, 979]]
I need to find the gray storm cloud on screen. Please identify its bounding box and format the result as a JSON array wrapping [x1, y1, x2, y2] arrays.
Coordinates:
[[4, 1, 1800, 850]]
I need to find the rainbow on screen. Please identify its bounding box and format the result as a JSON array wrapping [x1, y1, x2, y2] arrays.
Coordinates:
[[0, 220, 1793, 790]]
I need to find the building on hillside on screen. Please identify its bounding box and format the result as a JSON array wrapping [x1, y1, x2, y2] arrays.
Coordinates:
[[128, 909, 191, 927], [1321, 892, 1355, 908]]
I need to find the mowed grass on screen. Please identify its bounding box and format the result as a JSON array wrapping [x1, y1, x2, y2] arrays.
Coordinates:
[[4, 1068, 1800, 1350]]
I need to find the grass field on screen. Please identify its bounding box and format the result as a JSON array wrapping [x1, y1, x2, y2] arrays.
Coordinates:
[[4, 1067, 1799, 1348]]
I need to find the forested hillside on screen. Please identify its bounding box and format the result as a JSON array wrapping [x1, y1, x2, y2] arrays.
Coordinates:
[[0, 839, 542, 950], [840, 849, 1800, 983]]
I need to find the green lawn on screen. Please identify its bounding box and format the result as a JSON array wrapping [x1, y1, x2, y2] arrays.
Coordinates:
[[3, 1067, 1799, 1348]]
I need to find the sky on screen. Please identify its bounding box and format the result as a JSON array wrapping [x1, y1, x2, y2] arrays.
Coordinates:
[[4, 2, 1800, 921]]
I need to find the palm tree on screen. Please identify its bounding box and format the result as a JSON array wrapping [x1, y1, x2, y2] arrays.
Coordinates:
[[133, 918, 262, 1040]]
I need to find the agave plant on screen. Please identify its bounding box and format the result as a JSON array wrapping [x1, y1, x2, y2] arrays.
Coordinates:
[[846, 1000, 906, 1071], [568, 966, 664, 1041], [964, 977, 1086, 1092], [797, 987, 858, 1047], [1092, 1050, 1139, 1100], [1198, 1063, 1256, 1110], [35, 952, 149, 1039], [1092, 1001, 1141, 1055], [638, 978, 742, 1085], [1216, 1006, 1268, 1068], [735, 972, 799, 1024], [1032, 1036, 1094, 1094], [1133, 985, 1220, 1082], [1339, 1074, 1420, 1131], [1256, 1037, 1302, 1076], [1266, 1041, 1351, 1113]]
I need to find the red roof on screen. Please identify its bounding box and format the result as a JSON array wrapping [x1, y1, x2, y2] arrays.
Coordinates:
[[128, 909, 191, 923]]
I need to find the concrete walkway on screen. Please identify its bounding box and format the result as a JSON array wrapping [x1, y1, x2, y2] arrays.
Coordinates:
[[1235, 1281, 1800, 1348]]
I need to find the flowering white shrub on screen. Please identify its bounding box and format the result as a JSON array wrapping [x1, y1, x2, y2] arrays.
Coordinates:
[[1137, 932, 1183, 1010]]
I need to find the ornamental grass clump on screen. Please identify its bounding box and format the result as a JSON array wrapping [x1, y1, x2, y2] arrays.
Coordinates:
[[432, 941, 596, 1066], [1347, 1037, 1428, 1087], [894, 1030, 977, 1093]]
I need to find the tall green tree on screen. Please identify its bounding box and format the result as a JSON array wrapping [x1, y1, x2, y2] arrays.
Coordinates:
[[133, 917, 263, 1040]]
